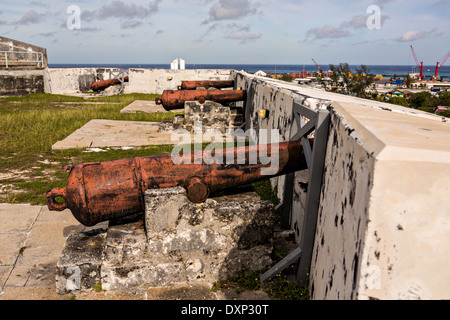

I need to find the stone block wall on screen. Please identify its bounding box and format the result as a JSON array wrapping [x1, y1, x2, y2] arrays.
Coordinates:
[[143, 187, 275, 287], [159, 100, 244, 135], [56, 187, 275, 294]]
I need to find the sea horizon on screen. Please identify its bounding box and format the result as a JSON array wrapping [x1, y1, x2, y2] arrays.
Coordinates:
[[48, 63, 450, 78]]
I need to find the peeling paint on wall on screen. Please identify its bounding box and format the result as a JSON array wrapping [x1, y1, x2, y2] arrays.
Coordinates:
[[309, 109, 374, 300]]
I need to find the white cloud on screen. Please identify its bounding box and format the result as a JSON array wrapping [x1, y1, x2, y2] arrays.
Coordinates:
[[98, 0, 160, 19], [340, 14, 390, 30], [226, 31, 261, 43], [340, 15, 368, 29], [306, 25, 350, 40], [208, 0, 257, 21], [431, 0, 449, 7], [80, 0, 161, 29], [395, 30, 433, 42], [15, 10, 45, 25]]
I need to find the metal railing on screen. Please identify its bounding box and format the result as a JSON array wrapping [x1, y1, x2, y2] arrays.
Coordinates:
[[0, 51, 44, 68]]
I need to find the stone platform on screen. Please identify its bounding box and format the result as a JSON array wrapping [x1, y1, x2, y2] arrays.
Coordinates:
[[120, 100, 183, 114], [55, 187, 275, 295], [51, 119, 175, 150]]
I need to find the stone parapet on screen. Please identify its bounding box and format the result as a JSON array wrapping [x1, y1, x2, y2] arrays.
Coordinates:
[[55, 187, 275, 295], [144, 187, 274, 287]]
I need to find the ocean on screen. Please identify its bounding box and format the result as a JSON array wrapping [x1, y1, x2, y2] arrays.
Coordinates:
[[48, 64, 450, 78]]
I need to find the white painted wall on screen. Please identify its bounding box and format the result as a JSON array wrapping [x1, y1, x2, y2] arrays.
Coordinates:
[[124, 69, 233, 94], [234, 71, 450, 300], [45, 67, 233, 95], [44, 68, 122, 94]]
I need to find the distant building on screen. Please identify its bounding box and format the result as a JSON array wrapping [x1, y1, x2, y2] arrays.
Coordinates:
[[170, 58, 186, 70], [170, 58, 179, 70], [385, 90, 405, 100]]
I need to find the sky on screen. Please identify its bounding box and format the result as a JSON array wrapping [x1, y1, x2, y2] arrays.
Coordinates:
[[0, 0, 449, 65]]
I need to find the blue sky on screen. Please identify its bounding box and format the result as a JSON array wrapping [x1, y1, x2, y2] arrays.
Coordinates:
[[1, 0, 449, 65]]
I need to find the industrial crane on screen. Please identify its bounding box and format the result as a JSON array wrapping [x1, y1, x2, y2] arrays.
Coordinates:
[[312, 58, 323, 74], [410, 45, 424, 79], [435, 51, 450, 78]]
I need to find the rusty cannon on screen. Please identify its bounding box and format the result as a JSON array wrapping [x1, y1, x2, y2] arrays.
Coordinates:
[[177, 80, 234, 90], [90, 76, 129, 92], [46, 140, 308, 226], [155, 89, 246, 110]]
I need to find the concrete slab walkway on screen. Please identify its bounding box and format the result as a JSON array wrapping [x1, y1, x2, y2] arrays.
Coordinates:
[[52, 119, 175, 150], [0, 203, 270, 300], [0, 204, 83, 299], [120, 100, 182, 114]]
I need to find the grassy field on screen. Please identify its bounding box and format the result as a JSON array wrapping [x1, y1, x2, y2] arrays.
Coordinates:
[[0, 93, 181, 205], [0, 93, 280, 207]]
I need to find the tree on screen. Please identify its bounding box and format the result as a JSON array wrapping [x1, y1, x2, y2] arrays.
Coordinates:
[[437, 91, 450, 106], [408, 91, 432, 109], [389, 97, 409, 107], [350, 65, 374, 98], [327, 63, 374, 97], [404, 74, 415, 89], [280, 73, 294, 82]]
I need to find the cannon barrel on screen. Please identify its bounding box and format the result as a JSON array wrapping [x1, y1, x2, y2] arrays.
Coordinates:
[[155, 89, 246, 109], [178, 80, 234, 90], [90, 77, 129, 92], [46, 140, 307, 226]]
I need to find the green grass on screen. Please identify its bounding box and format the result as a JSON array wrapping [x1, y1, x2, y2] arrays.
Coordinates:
[[0, 92, 281, 208], [0, 93, 180, 205], [210, 269, 310, 300], [252, 179, 280, 205]]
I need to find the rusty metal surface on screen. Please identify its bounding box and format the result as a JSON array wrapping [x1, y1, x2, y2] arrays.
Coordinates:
[[178, 80, 234, 90], [46, 140, 307, 226], [155, 89, 246, 109], [90, 76, 129, 92]]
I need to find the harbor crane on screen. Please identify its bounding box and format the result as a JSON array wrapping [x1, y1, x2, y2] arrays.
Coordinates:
[[435, 51, 450, 78], [410, 45, 424, 79], [312, 58, 323, 74]]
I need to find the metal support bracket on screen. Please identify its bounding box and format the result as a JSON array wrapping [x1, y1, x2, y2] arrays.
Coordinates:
[[260, 99, 330, 284], [109, 69, 128, 94]]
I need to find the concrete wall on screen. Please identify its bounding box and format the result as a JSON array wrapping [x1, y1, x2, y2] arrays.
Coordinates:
[[0, 69, 45, 96], [124, 68, 233, 95], [44, 68, 233, 95], [44, 68, 122, 94], [234, 71, 450, 300]]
